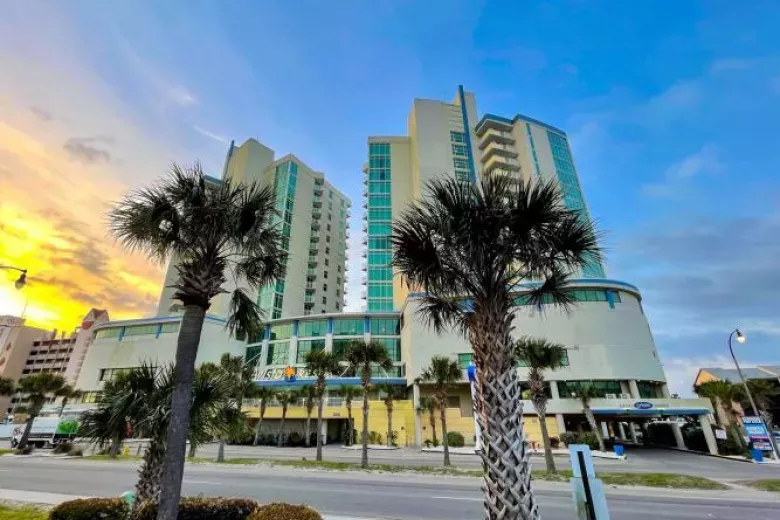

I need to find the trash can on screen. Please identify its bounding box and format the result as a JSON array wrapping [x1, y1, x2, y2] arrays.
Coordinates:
[[750, 448, 764, 463], [613, 444, 625, 457]]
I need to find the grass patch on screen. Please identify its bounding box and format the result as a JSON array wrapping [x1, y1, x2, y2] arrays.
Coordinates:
[[0, 448, 15, 456], [85, 453, 143, 461], [0, 503, 48, 520], [529, 470, 724, 490], [742, 479, 780, 493]]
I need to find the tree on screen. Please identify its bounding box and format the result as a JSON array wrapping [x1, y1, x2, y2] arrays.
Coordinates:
[[301, 385, 316, 448], [420, 356, 462, 466], [80, 375, 138, 458], [393, 173, 600, 520], [109, 163, 284, 520], [212, 354, 256, 462], [418, 396, 438, 446], [515, 337, 568, 474], [746, 380, 779, 427], [305, 350, 341, 460], [575, 384, 606, 452], [252, 387, 277, 445], [275, 390, 298, 447], [15, 373, 67, 450], [695, 380, 745, 446], [56, 384, 82, 417], [375, 384, 405, 447], [338, 386, 361, 446], [0, 377, 15, 398], [345, 341, 393, 468]]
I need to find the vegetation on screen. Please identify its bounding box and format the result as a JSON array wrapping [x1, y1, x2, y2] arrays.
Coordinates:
[[418, 396, 438, 446], [337, 386, 361, 446], [301, 385, 316, 448], [208, 354, 255, 462], [515, 337, 569, 473], [251, 387, 276, 446], [56, 384, 82, 417], [305, 350, 341, 460], [447, 431, 465, 448], [695, 380, 745, 447], [375, 383, 405, 447], [574, 383, 606, 452], [392, 173, 601, 519], [0, 504, 47, 520], [275, 390, 299, 447], [345, 340, 393, 468], [50, 498, 129, 520], [746, 379, 779, 426], [420, 356, 462, 466], [13, 373, 68, 450], [133, 498, 259, 520], [249, 503, 323, 520], [742, 479, 780, 493], [109, 163, 284, 520]]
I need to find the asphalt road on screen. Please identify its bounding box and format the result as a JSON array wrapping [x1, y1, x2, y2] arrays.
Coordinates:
[[1, 457, 778, 520]]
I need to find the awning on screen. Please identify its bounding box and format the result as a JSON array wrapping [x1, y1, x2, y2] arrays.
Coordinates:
[[592, 408, 710, 416]]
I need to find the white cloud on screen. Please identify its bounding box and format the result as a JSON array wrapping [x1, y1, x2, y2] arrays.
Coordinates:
[[662, 355, 735, 397], [169, 85, 198, 107], [193, 125, 229, 144], [642, 144, 724, 197], [709, 58, 755, 73]]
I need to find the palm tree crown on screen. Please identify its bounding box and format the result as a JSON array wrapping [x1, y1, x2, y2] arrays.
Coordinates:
[[420, 356, 462, 466], [345, 341, 394, 386], [305, 350, 341, 395], [18, 373, 67, 413]]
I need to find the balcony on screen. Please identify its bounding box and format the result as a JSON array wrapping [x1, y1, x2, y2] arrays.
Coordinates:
[[309, 234, 320, 243], [314, 184, 323, 196], [304, 294, 314, 305], [306, 270, 317, 280], [308, 259, 318, 268], [483, 154, 521, 173], [312, 199, 322, 208], [305, 283, 316, 292], [475, 117, 513, 137], [312, 209, 322, 219], [479, 128, 516, 148], [311, 221, 320, 231], [480, 141, 519, 162]]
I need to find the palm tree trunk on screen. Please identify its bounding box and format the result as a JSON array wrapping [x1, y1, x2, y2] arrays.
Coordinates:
[[346, 402, 353, 446], [305, 413, 312, 448], [440, 400, 450, 466], [18, 413, 37, 450], [136, 438, 166, 503], [278, 409, 286, 447], [253, 406, 265, 446], [157, 304, 206, 520], [429, 410, 438, 445], [361, 387, 369, 468], [59, 398, 68, 417], [316, 396, 324, 461], [217, 439, 226, 462], [386, 404, 393, 447], [469, 315, 539, 520], [583, 405, 606, 452], [187, 443, 197, 458], [109, 433, 122, 458], [534, 396, 556, 474]]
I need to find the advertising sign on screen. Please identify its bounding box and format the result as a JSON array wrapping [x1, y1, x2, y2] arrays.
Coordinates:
[[633, 401, 654, 410], [742, 416, 772, 451], [714, 429, 728, 440]]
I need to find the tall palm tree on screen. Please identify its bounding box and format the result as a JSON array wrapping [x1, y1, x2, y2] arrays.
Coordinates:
[[109, 163, 284, 520], [746, 380, 779, 427], [345, 341, 393, 468], [695, 380, 745, 446], [418, 396, 438, 446], [305, 350, 341, 460], [252, 387, 276, 445], [301, 385, 316, 448], [338, 386, 361, 446], [56, 384, 82, 417], [375, 384, 405, 447], [575, 384, 606, 452], [276, 390, 298, 447], [515, 337, 568, 474], [393, 173, 600, 519], [15, 373, 67, 450], [420, 356, 462, 466]]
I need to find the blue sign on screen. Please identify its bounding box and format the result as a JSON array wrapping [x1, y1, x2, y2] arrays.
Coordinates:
[[467, 362, 477, 383], [633, 401, 653, 410], [742, 416, 772, 451]]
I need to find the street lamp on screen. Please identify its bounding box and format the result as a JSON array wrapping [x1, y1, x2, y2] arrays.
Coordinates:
[[728, 328, 780, 459], [0, 266, 27, 290]]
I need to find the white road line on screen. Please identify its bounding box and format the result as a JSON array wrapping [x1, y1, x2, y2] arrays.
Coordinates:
[[183, 480, 222, 485], [433, 496, 481, 501]]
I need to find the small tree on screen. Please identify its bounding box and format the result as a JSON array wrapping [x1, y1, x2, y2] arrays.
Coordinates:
[[418, 396, 438, 446], [338, 386, 361, 446], [16, 373, 67, 449], [276, 390, 298, 447], [305, 350, 341, 460], [345, 341, 393, 468], [301, 385, 316, 448], [575, 384, 606, 452], [375, 384, 405, 447], [695, 380, 745, 446], [420, 356, 462, 466], [252, 387, 276, 445], [746, 380, 779, 427], [56, 385, 82, 417], [515, 337, 568, 474], [212, 354, 256, 462]]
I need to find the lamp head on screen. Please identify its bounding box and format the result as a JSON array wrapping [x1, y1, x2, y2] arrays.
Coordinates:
[[735, 329, 746, 344], [14, 271, 27, 290]]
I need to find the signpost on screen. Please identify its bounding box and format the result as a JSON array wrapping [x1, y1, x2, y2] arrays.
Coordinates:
[[466, 362, 482, 452], [742, 416, 773, 452], [569, 445, 611, 520]]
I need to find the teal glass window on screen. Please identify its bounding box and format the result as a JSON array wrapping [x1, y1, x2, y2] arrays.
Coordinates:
[[95, 328, 121, 340], [457, 353, 473, 369], [123, 324, 158, 337], [557, 380, 621, 397], [451, 144, 468, 156], [372, 337, 401, 361], [266, 341, 290, 365], [246, 345, 263, 364], [368, 300, 393, 312], [296, 339, 325, 363], [370, 318, 400, 335], [453, 158, 469, 170], [333, 319, 364, 336], [159, 322, 180, 334], [269, 324, 293, 341], [637, 381, 661, 398], [332, 338, 353, 361], [298, 319, 327, 337], [368, 222, 392, 236], [450, 131, 466, 143]]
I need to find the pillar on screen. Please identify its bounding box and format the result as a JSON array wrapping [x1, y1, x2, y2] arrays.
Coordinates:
[[670, 421, 686, 450], [698, 414, 718, 455], [660, 384, 671, 398], [556, 414, 566, 437], [550, 381, 560, 400], [629, 423, 638, 443], [412, 380, 422, 446], [600, 422, 609, 438], [628, 380, 640, 399], [617, 422, 626, 440]]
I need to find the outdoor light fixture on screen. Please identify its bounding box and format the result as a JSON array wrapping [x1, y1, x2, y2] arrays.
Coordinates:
[[735, 329, 746, 343], [14, 270, 27, 290]]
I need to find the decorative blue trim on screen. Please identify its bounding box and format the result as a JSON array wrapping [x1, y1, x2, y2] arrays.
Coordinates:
[[117, 327, 125, 342], [264, 325, 271, 341], [475, 113, 567, 137], [155, 324, 162, 338], [525, 122, 541, 177], [592, 408, 710, 416], [605, 290, 615, 309], [293, 320, 299, 337], [327, 317, 334, 334], [457, 85, 477, 182], [364, 316, 371, 334]]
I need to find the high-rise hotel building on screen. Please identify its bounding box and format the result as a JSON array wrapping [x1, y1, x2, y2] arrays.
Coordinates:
[[156, 138, 350, 320], [363, 87, 604, 311]]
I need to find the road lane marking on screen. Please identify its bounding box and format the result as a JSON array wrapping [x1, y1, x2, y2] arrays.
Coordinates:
[[433, 496, 481, 501], [184, 480, 222, 485]]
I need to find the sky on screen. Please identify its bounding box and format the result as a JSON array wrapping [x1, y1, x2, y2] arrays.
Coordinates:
[[1, 1, 779, 395]]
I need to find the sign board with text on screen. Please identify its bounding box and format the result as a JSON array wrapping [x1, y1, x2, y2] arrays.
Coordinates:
[[742, 416, 772, 451]]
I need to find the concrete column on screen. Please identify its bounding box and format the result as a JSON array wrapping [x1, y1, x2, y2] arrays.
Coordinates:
[[670, 421, 686, 449], [555, 414, 566, 436], [628, 380, 640, 399], [660, 384, 671, 398], [698, 414, 718, 455], [617, 422, 626, 440], [550, 381, 560, 400], [412, 380, 422, 447], [600, 422, 609, 438], [629, 423, 638, 443]]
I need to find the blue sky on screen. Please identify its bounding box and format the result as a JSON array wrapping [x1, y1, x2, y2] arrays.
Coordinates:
[[2, 1, 779, 394]]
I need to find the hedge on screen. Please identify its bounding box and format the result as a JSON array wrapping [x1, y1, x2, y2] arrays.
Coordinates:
[[249, 503, 322, 520], [50, 498, 129, 520], [446, 431, 465, 448], [132, 498, 259, 520]]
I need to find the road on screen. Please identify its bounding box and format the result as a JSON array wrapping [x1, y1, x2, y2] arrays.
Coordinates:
[[1, 457, 779, 520]]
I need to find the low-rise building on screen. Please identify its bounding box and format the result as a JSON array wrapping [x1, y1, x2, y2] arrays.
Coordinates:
[[694, 366, 780, 430]]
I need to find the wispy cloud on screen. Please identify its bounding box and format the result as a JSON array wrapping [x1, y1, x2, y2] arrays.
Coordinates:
[[642, 144, 724, 197], [709, 58, 755, 73], [63, 136, 114, 164], [193, 125, 229, 144]]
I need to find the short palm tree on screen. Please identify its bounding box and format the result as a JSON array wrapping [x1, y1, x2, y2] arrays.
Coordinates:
[[338, 386, 361, 446], [345, 341, 393, 468], [305, 350, 341, 460], [575, 384, 606, 452], [420, 356, 462, 466], [393, 173, 600, 520], [375, 384, 405, 447], [515, 337, 568, 474], [418, 396, 438, 446], [109, 163, 283, 520], [695, 380, 745, 446], [213, 354, 255, 462], [56, 384, 82, 417], [301, 385, 316, 448], [252, 387, 276, 445], [15, 373, 67, 449], [276, 390, 298, 447]]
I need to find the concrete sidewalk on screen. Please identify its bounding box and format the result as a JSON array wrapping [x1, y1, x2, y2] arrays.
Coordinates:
[[0, 488, 371, 520]]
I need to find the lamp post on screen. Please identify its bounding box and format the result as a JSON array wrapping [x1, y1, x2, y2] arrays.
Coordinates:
[[728, 328, 780, 459], [0, 266, 27, 290]]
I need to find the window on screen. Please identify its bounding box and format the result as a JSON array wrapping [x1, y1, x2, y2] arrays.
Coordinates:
[[332, 338, 353, 360], [123, 324, 158, 337], [370, 318, 400, 335], [298, 319, 327, 337], [637, 381, 661, 399], [446, 396, 461, 408], [451, 144, 468, 156], [450, 131, 466, 143], [326, 236, 330, 243], [296, 339, 325, 363], [159, 322, 179, 334], [337, 266, 341, 273], [95, 328, 121, 340], [266, 341, 290, 365], [333, 319, 364, 336], [373, 338, 401, 361], [336, 276, 341, 285], [327, 224, 331, 231], [322, 296, 327, 305], [323, 284, 328, 291], [557, 380, 622, 398], [457, 353, 473, 369], [514, 289, 621, 306], [325, 258, 329, 266], [336, 289, 340, 297], [269, 324, 293, 341], [324, 270, 328, 279], [325, 247, 330, 255]]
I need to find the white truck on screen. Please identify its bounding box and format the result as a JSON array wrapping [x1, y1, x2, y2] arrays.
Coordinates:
[[9, 414, 81, 448]]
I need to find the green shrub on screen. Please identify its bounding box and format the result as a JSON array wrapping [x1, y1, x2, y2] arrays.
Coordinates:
[[549, 436, 561, 449], [249, 503, 322, 520], [16, 445, 34, 455], [133, 498, 259, 520], [559, 432, 579, 446], [50, 498, 129, 520], [53, 442, 74, 455], [287, 432, 302, 446], [367, 431, 382, 444], [446, 431, 465, 448], [68, 447, 84, 457], [579, 432, 600, 451]]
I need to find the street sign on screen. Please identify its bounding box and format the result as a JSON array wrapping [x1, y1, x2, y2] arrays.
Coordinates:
[[742, 416, 772, 451], [714, 429, 727, 440]]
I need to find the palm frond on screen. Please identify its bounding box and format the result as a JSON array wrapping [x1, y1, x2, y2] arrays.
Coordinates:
[[225, 288, 263, 340]]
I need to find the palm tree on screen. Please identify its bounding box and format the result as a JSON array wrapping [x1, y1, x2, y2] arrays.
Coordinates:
[[276, 390, 297, 447], [252, 387, 276, 445], [375, 384, 405, 447], [693, 382, 722, 426], [746, 380, 779, 427], [345, 341, 393, 468], [0, 376, 15, 401], [81, 375, 135, 457], [515, 337, 568, 474], [418, 396, 438, 446], [393, 173, 600, 519], [695, 380, 745, 446], [301, 385, 316, 448], [15, 373, 67, 450], [213, 354, 255, 462], [109, 163, 284, 520], [56, 384, 82, 417], [305, 350, 341, 460], [338, 386, 361, 446], [575, 384, 606, 452], [420, 356, 462, 466]]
